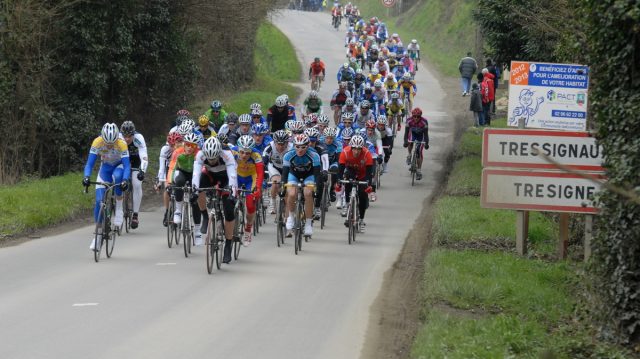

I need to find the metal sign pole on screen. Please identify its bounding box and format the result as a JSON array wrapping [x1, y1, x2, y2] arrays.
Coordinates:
[[584, 214, 593, 260], [516, 117, 529, 256], [558, 213, 570, 259]]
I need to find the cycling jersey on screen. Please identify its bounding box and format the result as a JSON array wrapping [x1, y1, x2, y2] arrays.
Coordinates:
[[204, 108, 228, 130], [282, 148, 321, 185], [331, 90, 352, 107], [386, 100, 405, 114], [157, 144, 173, 183], [355, 110, 375, 128], [192, 149, 237, 190], [323, 140, 343, 165], [263, 141, 293, 177], [309, 61, 326, 76], [198, 125, 217, 139], [253, 135, 273, 156], [398, 79, 417, 93], [121, 132, 148, 172], [267, 104, 297, 132], [167, 146, 199, 183], [406, 116, 429, 143], [338, 146, 373, 181], [304, 97, 323, 112], [231, 146, 263, 192]]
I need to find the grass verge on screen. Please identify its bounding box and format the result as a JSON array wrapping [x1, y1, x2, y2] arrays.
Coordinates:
[[0, 20, 301, 240], [411, 118, 634, 358]]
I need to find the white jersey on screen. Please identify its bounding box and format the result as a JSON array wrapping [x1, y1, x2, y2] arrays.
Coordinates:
[[119, 132, 148, 172], [157, 144, 172, 182], [192, 149, 238, 190]]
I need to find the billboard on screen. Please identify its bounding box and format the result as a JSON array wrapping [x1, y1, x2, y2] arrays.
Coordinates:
[[508, 61, 589, 131]]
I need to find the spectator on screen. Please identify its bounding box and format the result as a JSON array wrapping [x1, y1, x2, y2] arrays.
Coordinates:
[[458, 52, 477, 96], [479, 72, 492, 126], [486, 59, 499, 114], [482, 68, 496, 119], [469, 83, 483, 127]]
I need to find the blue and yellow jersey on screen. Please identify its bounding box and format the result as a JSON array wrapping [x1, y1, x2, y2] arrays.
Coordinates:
[[84, 136, 131, 180], [231, 147, 264, 191]]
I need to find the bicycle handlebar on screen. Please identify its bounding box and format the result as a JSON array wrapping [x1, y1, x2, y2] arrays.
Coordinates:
[[339, 179, 369, 185], [83, 181, 126, 194]]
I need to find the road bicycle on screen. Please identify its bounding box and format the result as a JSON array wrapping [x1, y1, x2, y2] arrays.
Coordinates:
[[285, 182, 311, 255], [85, 181, 122, 262], [166, 185, 180, 248], [374, 159, 382, 190], [311, 74, 323, 91], [320, 169, 335, 229], [340, 179, 368, 245], [180, 184, 196, 258], [408, 141, 427, 186], [233, 186, 254, 260], [199, 185, 231, 274], [271, 181, 287, 248], [121, 167, 141, 234], [402, 89, 414, 115], [332, 14, 341, 30]]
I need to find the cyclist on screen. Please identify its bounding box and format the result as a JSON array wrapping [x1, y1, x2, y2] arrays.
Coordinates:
[[376, 22, 388, 45], [336, 63, 355, 91], [341, 98, 358, 119], [330, 82, 351, 125], [331, 3, 342, 28], [400, 53, 415, 76], [383, 73, 398, 95], [372, 80, 387, 114], [262, 130, 292, 214], [198, 115, 217, 139], [309, 57, 326, 89], [398, 72, 417, 112], [386, 91, 406, 132], [366, 43, 379, 71], [119, 121, 148, 229], [229, 114, 253, 145], [367, 67, 382, 85], [156, 132, 182, 226], [192, 137, 238, 262], [374, 57, 390, 77], [204, 100, 227, 131], [250, 108, 266, 125], [336, 135, 373, 232], [166, 133, 203, 242], [231, 135, 264, 246], [404, 107, 429, 180], [304, 113, 318, 129], [338, 111, 359, 134], [217, 113, 238, 139], [82, 123, 131, 251], [407, 39, 421, 69], [267, 95, 297, 132], [304, 127, 329, 219], [252, 123, 272, 155], [282, 133, 321, 237], [361, 86, 379, 117], [376, 115, 394, 173], [321, 127, 342, 203], [362, 120, 383, 201], [355, 100, 375, 128], [316, 114, 331, 136], [353, 69, 367, 103], [303, 90, 323, 116]]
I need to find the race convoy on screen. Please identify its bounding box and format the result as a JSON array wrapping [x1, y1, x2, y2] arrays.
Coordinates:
[[81, 7, 429, 270]]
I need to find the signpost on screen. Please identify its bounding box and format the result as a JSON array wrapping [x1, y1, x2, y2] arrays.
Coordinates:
[[482, 128, 604, 171], [508, 61, 589, 131]]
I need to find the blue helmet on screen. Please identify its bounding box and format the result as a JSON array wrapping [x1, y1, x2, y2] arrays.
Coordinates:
[[251, 123, 269, 135]]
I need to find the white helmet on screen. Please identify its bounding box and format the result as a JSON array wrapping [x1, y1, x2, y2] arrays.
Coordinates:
[[343, 62, 349, 69], [292, 133, 310, 146], [275, 96, 287, 107], [345, 98, 355, 106], [411, 39, 417, 44], [203, 137, 222, 159], [309, 90, 319, 99], [238, 114, 252, 124], [236, 135, 255, 150], [356, 68, 363, 74], [374, 79, 383, 87], [377, 115, 388, 125], [304, 127, 320, 139], [371, 68, 379, 75], [250, 102, 262, 111], [101, 123, 119, 144], [349, 134, 366, 148], [323, 127, 338, 138], [402, 72, 412, 80], [177, 121, 194, 136], [317, 114, 330, 125], [183, 132, 199, 145]]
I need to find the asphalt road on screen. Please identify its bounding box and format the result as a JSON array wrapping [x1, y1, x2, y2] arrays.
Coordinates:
[[0, 10, 455, 359]]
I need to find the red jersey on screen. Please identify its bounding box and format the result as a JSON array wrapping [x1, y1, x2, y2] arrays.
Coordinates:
[[309, 61, 326, 76], [339, 146, 373, 180]]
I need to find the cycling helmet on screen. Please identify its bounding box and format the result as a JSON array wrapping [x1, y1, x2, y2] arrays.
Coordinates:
[[365, 119, 376, 129], [374, 79, 383, 88], [317, 114, 330, 125], [360, 100, 370, 109], [275, 96, 287, 107], [323, 127, 338, 138], [281, 94, 289, 103], [412, 107, 423, 117], [345, 98, 355, 107], [402, 72, 412, 80], [289, 120, 305, 134], [183, 132, 199, 145], [356, 68, 363, 74], [305, 113, 318, 126], [284, 119, 296, 131], [371, 43, 379, 50], [226, 112, 239, 124], [120, 121, 135, 136], [177, 121, 194, 136], [309, 90, 319, 99], [272, 130, 289, 143], [250, 108, 263, 117], [292, 133, 310, 146], [251, 123, 269, 135], [339, 81, 347, 89], [376, 115, 388, 125], [238, 114, 252, 124], [198, 115, 210, 127], [411, 39, 417, 44], [349, 134, 366, 148], [341, 111, 355, 121], [371, 68, 379, 75], [392, 33, 399, 38], [167, 132, 183, 146], [304, 127, 320, 140], [217, 132, 228, 144], [349, 57, 357, 63], [250, 102, 262, 111], [175, 115, 189, 127], [343, 63, 350, 69], [101, 123, 119, 144], [210, 100, 222, 110], [176, 109, 191, 117], [391, 92, 400, 100], [236, 135, 255, 150], [314, 57, 320, 62], [202, 137, 222, 160], [341, 127, 355, 140], [380, 22, 386, 27]]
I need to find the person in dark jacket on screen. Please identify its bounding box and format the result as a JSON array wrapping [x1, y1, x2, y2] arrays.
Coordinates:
[[469, 83, 483, 127], [458, 52, 477, 96]]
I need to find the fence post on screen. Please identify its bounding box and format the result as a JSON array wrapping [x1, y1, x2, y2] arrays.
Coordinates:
[[584, 214, 593, 260], [558, 213, 570, 259]]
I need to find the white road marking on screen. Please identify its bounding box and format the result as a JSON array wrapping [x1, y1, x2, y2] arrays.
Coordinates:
[[72, 303, 99, 307], [155, 262, 177, 266]]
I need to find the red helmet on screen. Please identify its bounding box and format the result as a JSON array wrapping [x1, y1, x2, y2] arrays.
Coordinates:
[[176, 109, 191, 117], [412, 107, 423, 117], [365, 119, 376, 129], [167, 132, 183, 145]]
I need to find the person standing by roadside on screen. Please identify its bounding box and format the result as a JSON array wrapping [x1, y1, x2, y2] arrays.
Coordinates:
[[458, 52, 477, 96], [481, 68, 495, 123], [469, 83, 483, 127], [486, 59, 499, 114], [479, 73, 492, 126]]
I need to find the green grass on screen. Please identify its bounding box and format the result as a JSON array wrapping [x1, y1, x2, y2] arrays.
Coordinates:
[[355, 0, 478, 76], [0, 173, 93, 237], [445, 156, 481, 196], [0, 20, 302, 239], [411, 249, 633, 359]]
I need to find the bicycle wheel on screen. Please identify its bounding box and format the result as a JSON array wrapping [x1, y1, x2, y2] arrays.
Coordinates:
[[276, 198, 284, 247], [182, 204, 192, 258], [105, 197, 117, 258], [320, 183, 328, 229], [166, 202, 174, 248], [294, 202, 303, 255], [205, 211, 216, 274], [234, 206, 243, 260], [411, 149, 418, 186], [215, 220, 224, 270], [347, 197, 355, 245], [125, 190, 133, 233], [94, 203, 107, 262]]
